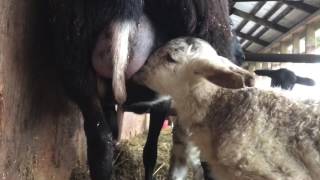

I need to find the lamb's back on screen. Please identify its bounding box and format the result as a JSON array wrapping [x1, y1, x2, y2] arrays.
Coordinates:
[[201, 88, 320, 180]]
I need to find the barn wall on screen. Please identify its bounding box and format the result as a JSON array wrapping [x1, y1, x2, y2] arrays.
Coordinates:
[[120, 113, 149, 140], [0, 1, 89, 179]]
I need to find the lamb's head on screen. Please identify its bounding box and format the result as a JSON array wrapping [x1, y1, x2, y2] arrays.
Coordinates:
[[134, 37, 255, 96]]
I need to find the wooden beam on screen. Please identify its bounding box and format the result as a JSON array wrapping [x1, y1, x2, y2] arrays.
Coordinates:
[[234, 0, 300, 1], [237, 31, 269, 46], [260, 9, 320, 52], [232, 8, 289, 33], [283, 1, 318, 13], [233, 1, 318, 13], [240, 2, 283, 44], [245, 53, 320, 63], [235, 2, 266, 32], [243, 6, 293, 50]]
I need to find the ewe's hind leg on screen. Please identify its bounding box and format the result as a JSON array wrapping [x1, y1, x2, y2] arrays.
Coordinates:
[[101, 94, 118, 140], [201, 161, 215, 180], [59, 65, 114, 179], [143, 99, 171, 180], [101, 103, 119, 145], [80, 97, 114, 180]]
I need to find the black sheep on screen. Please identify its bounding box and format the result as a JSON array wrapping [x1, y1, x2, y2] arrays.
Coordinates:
[[255, 68, 315, 90], [48, 0, 236, 179]]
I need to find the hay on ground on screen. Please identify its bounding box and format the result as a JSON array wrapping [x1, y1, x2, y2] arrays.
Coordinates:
[[112, 129, 172, 180], [71, 127, 196, 180]]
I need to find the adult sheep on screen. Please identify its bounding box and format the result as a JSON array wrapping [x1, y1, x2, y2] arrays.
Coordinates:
[[255, 68, 315, 90], [48, 0, 237, 179], [134, 37, 320, 180]]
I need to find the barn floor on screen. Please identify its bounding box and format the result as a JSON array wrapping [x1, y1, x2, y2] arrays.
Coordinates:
[[69, 128, 175, 180], [112, 128, 173, 180]]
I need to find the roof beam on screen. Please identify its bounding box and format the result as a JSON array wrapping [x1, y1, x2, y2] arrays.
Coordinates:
[[233, 1, 318, 13], [245, 53, 320, 63], [240, 2, 283, 44], [243, 6, 293, 50], [234, 0, 300, 1], [282, 1, 318, 13], [237, 31, 269, 46], [232, 8, 289, 33], [260, 9, 320, 52], [235, 2, 266, 32]]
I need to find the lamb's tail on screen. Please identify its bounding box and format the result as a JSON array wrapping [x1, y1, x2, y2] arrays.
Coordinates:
[[254, 69, 275, 77], [295, 76, 315, 86], [111, 21, 135, 105]]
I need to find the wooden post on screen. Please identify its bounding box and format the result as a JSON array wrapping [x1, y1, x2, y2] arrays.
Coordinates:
[[280, 40, 290, 67], [280, 41, 289, 54], [0, 1, 88, 179], [292, 32, 300, 54], [306, 22, 316, 53]]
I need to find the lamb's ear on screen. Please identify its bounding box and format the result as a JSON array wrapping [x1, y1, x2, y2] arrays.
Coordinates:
[[193, 59, 254, 89]]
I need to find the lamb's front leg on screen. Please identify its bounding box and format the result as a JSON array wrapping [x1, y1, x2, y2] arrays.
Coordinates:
[[169, 122, 205, 180], [188, 144, 204, 180], [168, 123, 189, 180]]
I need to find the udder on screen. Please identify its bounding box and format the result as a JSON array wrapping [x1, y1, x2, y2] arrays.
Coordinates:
[[92, 15, 156, 80]]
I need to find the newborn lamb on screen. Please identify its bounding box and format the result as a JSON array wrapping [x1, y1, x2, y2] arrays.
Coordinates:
[[134, 37, 320, 180]]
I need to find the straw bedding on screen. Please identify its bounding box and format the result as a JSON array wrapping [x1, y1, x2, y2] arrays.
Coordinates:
[[112, 129, 172, 180], [71, 128, 194, 180]]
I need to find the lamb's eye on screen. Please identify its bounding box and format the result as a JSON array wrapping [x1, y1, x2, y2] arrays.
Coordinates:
[[166, 54, 176, 63]]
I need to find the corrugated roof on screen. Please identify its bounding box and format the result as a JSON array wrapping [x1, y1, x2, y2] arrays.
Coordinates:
[[230, 0, 320, 52]]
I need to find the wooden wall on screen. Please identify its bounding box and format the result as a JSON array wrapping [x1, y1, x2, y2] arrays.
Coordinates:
[[0, 1, 89, 179]]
